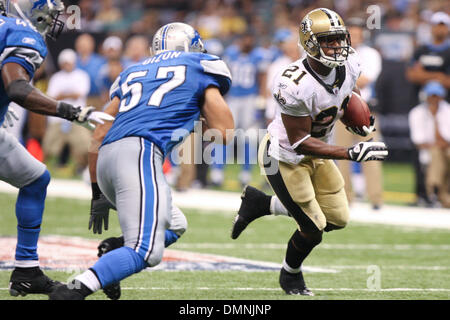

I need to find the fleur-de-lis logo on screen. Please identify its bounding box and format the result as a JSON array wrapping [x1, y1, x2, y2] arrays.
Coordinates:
[[274, 89, 286, 105], [300, 18, 312, 34]]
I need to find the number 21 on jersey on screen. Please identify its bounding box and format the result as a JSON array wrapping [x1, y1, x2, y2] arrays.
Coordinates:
[[119, 65, 186, 112]]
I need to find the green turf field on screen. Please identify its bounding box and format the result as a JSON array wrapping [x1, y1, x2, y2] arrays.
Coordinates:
[[0, 193, 449, 300]]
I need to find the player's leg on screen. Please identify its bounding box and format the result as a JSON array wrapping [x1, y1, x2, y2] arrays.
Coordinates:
[[0, 129, 61, 296], [312, 159, 350, 231], [334, 121, 354, 204], [50, 138, 171, 300]]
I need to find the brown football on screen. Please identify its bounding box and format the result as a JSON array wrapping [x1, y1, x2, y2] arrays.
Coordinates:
[[340, 92, 371, 128]]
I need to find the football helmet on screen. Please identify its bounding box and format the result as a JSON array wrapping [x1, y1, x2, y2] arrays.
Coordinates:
[[299, 8, 351, 68], [1, 0, 65, 40], [151, 22, 206, 55]]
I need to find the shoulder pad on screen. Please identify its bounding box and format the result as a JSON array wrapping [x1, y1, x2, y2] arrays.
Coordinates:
[[200, 58, 232, 80]]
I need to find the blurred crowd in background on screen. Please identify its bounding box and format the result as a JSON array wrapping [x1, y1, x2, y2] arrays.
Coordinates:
[[5, 0, 449, 208]]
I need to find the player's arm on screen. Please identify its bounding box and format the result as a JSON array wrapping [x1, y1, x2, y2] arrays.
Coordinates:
[[282, 113, 350, 160], [201, 86, 234, 145], [1, 62, 113, 127], [88, 97, 120, 184], [87, 97, 119, 234], [282, 113, 387, 162]]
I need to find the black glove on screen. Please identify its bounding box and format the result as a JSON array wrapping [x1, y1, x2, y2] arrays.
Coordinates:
[[97, 236, 125, 257], [89, 183, 115, 234]]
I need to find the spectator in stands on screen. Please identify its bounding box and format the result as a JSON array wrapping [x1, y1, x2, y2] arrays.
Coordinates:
[[75, 33, 107, 108], [97, 36, 124, 105], [43, 49, 92, 176], [408, 81, 450, 208], [406, 11, 450, 206], [334, 17, 384, 210], [123, 35, 149, 68]]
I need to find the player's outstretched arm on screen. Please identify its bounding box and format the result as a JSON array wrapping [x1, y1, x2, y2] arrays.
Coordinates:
[[2, 62, 114, 128], [201, 86, 235, 145]]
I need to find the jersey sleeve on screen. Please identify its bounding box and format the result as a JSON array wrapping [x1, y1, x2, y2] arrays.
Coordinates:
[[0, 20, 47, 79], [271, 69, 311, 117], [199, 54, 232, 95], [109, 75, 121, 101]]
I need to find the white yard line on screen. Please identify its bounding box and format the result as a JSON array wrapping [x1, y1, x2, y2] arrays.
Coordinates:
[[0, 287, 449, 292], [175, 243, 450, 250]]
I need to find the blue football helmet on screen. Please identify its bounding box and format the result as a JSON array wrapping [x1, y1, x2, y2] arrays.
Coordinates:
[[151, 22, 206, 55], [1, 0, 65, 40]]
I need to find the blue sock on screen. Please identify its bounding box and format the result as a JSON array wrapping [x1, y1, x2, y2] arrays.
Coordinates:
[[91, 246, 148, 288], [15, 170, 50, 262], [165, 230, 179, 247]]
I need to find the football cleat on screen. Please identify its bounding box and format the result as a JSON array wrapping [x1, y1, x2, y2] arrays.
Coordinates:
[[231, 185, 272, 240], [9, 267, 62, 297], [279, 268, 314, 296], [97, 236, 124, 300], [49, 281, 92, 300]]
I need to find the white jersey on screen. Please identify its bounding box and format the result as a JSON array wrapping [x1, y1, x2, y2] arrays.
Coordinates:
[[267, 51, 361, 164]]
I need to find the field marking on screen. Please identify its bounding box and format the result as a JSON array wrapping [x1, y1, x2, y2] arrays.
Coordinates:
[[175, 243, 450, 250], [1, 287, 449, 292]]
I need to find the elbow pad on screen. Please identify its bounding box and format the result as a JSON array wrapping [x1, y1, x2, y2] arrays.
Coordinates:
[[5, 79, 34, 105]]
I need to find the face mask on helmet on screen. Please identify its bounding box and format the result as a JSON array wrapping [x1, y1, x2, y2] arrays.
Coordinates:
[[151, 22, 207, 56], [314, 30, 351, 68], [3, 0, 65, 40]]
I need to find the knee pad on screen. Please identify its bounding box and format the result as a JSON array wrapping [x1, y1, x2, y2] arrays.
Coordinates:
[[16, 170, 51, 228]]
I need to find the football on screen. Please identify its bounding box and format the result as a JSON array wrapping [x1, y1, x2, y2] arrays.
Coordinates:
[[340, 92, 371, 128]]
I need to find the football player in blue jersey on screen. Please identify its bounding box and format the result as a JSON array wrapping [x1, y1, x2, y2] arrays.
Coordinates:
[[49, 22, 234, 300], [0, 0, 114, 297], [210, 33, 270, 187]]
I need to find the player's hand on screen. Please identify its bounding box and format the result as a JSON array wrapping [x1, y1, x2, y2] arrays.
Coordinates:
[[89, 193, 115, 234], [2, 107, 19, 128], [75, 106, 115, 131], [89, 183, 115, 234], [345, 115, 376, 137], [348, 139, 388, 162]]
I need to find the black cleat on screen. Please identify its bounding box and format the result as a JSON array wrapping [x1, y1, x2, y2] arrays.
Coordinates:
[[97, 236, 124, 300], [49, 281, 92, 300], [231, 185, 272, 240], [9, 267, 62, 297], [279, 268, 314, 296]]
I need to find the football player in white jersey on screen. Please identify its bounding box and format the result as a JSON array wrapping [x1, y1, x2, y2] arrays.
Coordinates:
[[231, 8, 388, 296]]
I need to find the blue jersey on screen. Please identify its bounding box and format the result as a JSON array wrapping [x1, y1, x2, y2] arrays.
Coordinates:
[[223, 45, 269, 97], [0, 16, 47, 125], [102, 51, 232, 156]]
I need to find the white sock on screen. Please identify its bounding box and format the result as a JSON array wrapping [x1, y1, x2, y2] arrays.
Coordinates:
[[270, 196, 290, 216], [14, 260, 39, 268], [282, 259, 302, 274], [75, 270, 101, 292]]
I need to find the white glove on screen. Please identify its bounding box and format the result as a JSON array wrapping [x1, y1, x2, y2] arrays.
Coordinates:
[[2, 107, 19, 128], [348, 140, 388, 162], [75, 106, 115, 130], [346, 115, 376, 137]]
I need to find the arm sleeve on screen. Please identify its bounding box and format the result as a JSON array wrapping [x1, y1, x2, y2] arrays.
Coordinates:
[[109, 75, 121, 101], [200, 58, 232, 95], [0, 28, 47, 79], [271, 73, 311, 117]]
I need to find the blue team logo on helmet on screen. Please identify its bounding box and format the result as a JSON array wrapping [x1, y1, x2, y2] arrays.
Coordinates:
[[31, 0, 48, 12], [191, 30, 206, 53]]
